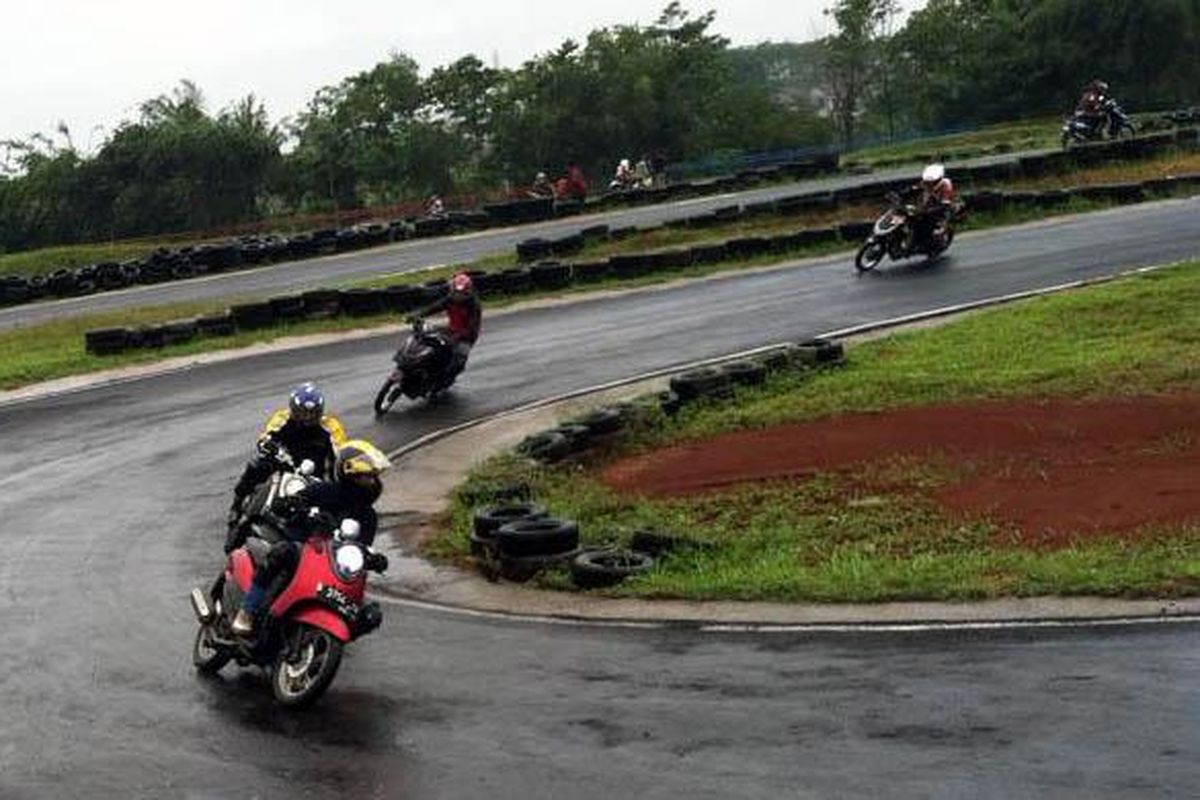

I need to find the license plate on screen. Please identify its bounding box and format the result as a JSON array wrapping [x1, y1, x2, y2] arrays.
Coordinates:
[[318, 585, 360, 620]]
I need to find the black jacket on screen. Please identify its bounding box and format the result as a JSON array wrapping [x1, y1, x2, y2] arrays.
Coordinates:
[[281, 481, 380, 547]]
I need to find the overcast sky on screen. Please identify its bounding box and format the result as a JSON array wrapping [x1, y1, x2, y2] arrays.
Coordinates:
[[0, 0, 915, 150]]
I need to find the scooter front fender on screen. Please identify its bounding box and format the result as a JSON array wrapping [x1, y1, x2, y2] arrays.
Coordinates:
[[290, 604, 352, 643]]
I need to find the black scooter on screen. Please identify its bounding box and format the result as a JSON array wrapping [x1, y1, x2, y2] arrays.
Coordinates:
[[1062, 99, 1136, 148], [373, 318, 461, 416]]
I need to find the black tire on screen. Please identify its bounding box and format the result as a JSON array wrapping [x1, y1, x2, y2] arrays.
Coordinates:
[[575, 407, 624, 435], [855, 240, 885, 272], [192, 624, 231, 674], [720, 360, 768, 387], [659, 389, 684, 416], [517, 431, 573, 463], [373, 377, 402, 417], [473, 503, 547, 541], [495, 518, 579, 558], [570, 548, 654, 589], [497, 554, 544, 583], [669, 368, 732, 402], [271, 624, 343, 708], [795, 338, 846, 367]]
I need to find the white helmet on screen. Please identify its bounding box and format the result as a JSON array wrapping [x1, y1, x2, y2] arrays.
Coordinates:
[[619, 159, 631, 169], [922, 164, 946, 184]]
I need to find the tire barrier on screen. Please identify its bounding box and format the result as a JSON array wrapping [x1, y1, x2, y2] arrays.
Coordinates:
[[82, 129, 1200, 355], [498, 267, 534, 294], [196, 312, 236, 336], [229, 302, 275, 330], [572, 260, 610, 283], [517, 430, 573, 463], [720, 359, 768, 387], [84, 327, 131, 355], [669, 367, 733, 402], [530, 261, 572, 290], [159, 319, 198, 347], [301, 289, 343, 319], [268, 295, 306, 321], [494, 518, 580, 558]]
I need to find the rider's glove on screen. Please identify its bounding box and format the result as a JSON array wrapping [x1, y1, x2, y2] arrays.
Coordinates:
[[256, 438, 280, 459], [366, 551, 389, 573]]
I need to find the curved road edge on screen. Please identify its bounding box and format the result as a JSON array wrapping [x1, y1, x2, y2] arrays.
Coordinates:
[[370, 263, 1200, 630]]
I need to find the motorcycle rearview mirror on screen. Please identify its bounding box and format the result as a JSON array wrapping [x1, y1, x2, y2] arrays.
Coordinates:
[[338, 519, 362, 541], [298, 459, 316, 476]]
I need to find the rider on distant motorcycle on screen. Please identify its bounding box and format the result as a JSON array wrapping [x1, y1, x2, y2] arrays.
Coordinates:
[[230, 439, 390, 636], [1076, 79, 1111, 125], [227, 382, 347, 531], [407, 271, 482, 379], [900, 163, 957, 252]]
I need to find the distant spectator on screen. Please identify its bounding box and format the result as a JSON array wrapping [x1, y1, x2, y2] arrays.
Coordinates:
[[560, 163, 588, 200], [633, 157, 652, 188], [649, 150, 668, 187], [529, 171, 555, 199], [425, 194, 446, 218]]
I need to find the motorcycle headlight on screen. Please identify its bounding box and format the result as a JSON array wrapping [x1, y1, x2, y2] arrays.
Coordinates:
[[333, 543, 366, 581]]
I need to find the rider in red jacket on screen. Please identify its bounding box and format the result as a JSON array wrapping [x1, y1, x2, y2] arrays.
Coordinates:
[[409, 271, 482, 377]]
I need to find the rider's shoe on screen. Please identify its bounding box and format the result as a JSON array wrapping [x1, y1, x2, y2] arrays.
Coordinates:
[[231, 609, 255, 636]]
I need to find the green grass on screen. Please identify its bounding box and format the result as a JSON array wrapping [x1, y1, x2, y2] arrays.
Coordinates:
[[434, 261, 1200, 602], [0, 241, 179, 280], [843, 118, 1063, 167]]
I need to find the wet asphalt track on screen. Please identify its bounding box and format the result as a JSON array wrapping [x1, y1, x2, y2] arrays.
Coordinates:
[[1, 198, 1199, 798]]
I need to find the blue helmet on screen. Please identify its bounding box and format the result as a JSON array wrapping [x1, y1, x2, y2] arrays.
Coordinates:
[[288, 382, 325, 426]]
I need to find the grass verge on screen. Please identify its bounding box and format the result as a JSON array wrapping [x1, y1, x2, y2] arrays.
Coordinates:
[[434, 260, 1200, 602], [0, 241, 179, 280]]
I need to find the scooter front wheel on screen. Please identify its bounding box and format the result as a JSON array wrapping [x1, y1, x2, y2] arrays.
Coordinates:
[[271, 624, 343, 708], [373, 376, 402, 417], [192, 623, 231, 674], [855, 240, 886, 273]]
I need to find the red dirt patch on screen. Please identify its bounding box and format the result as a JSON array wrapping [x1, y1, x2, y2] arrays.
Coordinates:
[[600, 395, 1200, 546]]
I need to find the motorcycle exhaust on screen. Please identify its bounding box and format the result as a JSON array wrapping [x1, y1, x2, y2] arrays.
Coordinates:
[[190, 587, 214, 623]]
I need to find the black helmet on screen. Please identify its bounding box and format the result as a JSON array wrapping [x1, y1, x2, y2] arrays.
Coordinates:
[[288, 382, 325, 426], [334, 439, 391, 499]]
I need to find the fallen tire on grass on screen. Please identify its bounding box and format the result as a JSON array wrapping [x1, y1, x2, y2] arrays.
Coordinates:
[[495, 518, 580, 558], [570, 548, 654, 589], [473, 503, 548, 542]]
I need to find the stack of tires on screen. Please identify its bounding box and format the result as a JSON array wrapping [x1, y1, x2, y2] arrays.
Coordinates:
[[471, 503, 578, 582]]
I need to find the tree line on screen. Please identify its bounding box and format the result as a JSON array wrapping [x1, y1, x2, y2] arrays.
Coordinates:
[[2, 0, 1197, 253]]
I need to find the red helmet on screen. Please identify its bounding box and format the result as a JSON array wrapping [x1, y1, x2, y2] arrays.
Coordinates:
[[449, 272, 474, 299]]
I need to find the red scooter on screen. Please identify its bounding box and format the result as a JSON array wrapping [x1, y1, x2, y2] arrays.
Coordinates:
[[190, 515, 386, 707]]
